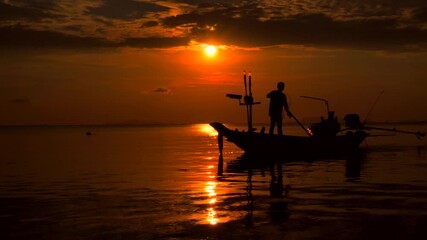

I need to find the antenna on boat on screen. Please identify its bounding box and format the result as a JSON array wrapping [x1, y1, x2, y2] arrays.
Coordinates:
[[226, 71, 261, 132], [243, 70, 248, 96], [248, 72, 252, 96], [363, 90, 384, 124], [248, 72, 253, 130]]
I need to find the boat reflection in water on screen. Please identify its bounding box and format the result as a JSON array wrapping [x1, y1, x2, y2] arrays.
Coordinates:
[[225, 149, 364, 182], [241, 162, 293, 227], [196, 123, 367, 229], [221, 149, 365, 225]]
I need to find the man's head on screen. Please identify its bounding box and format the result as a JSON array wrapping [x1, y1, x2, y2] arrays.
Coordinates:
[[277, 82, 285, 91]]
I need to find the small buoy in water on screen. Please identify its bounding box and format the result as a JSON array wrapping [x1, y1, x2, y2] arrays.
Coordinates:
[[86, 132, 92, 136]]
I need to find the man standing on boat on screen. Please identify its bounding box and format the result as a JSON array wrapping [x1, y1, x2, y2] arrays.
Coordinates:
[[267, 82, 293, 135]]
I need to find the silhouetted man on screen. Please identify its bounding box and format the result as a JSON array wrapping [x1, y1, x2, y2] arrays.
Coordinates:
[[267, 82, 292, 135]]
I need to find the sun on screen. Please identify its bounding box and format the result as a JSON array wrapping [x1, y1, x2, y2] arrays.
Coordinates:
[[204, 45, 217, 57]]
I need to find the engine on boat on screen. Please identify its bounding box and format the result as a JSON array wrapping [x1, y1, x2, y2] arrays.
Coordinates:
[[309, 111, 341, 138], [343, 114, 364, 130]]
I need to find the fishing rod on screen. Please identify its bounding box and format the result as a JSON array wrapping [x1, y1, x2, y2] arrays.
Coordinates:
[[363, 90, 384, 124]]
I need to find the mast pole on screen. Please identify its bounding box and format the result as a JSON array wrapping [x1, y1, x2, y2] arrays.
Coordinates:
[[248, 72, 253, 132], [243, 71, 251, 132]]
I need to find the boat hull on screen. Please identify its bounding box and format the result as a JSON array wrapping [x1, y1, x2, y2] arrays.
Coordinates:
[[210, 122, 368, 158]]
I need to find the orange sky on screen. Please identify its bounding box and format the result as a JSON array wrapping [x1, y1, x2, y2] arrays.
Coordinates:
[[1, 1, 427, 125]]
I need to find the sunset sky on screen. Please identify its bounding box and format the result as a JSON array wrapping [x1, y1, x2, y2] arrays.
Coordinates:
[[1, 0, 427, 125]]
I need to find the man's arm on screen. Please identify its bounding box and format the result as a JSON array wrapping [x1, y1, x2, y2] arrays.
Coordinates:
[[283, 95, 293, 118]]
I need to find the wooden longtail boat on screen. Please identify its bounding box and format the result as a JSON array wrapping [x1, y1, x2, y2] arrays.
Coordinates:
[[210, 122, 369, 157], [210, 72, 424, 160]]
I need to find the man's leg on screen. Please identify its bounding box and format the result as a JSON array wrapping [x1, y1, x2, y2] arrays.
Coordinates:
[[277, 117, 283, 135], [269, 117, 276, 134]]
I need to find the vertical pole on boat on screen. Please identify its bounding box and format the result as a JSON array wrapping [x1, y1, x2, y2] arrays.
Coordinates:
[[243, 70, 248, 96], [248, 72, 253, 132], [217, 133, 224, 176], [243, 71, 251, 132]]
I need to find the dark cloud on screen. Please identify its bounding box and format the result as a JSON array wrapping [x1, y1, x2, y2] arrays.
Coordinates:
[[162, 3, 262, 28], [0, 25, 190, 49], [411, 7, 427, 21], [0, 2, 61, 21], [162, 4, 427, 51], [141, 21, 159, 28], [87, 0, 169, 20], [151, 88, 171, 94], [0, 26, 180, 50], [173, 0, 242, 7], [12, 0, 59, 10], [10, 97, 31, 105], [63, 25, 84, 32], [119, 37, 190, 48], [0, 25, 112, 49], [1, 0, 426, 51]]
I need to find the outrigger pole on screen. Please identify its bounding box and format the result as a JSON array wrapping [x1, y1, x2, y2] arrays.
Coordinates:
[[362, 126, 425, 140]]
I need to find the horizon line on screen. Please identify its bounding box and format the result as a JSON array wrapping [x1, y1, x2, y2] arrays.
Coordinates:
[[2, 120, 427, 128]]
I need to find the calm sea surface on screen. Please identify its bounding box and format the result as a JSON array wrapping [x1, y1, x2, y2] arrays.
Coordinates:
[[1, 123, 427, 239]]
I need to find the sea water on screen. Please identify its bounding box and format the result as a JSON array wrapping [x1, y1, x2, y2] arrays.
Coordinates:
[[1, 123, 427, 239]]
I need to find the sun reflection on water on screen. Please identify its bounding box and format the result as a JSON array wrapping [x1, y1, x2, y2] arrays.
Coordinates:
[[207, 207, 219, 225], [205, 167, 219, 225], [195, 124, 218, 137]]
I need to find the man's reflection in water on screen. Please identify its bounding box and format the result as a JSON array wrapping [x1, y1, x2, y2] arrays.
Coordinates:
[[244, 159, 291, 225], [268, 160, 291, 224], [269, 161, 284, 198], [237, 151, 369, 226]]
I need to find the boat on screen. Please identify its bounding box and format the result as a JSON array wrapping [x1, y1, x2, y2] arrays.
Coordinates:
[[210, 72, 425, 159], [210, 122, 368, 157]]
